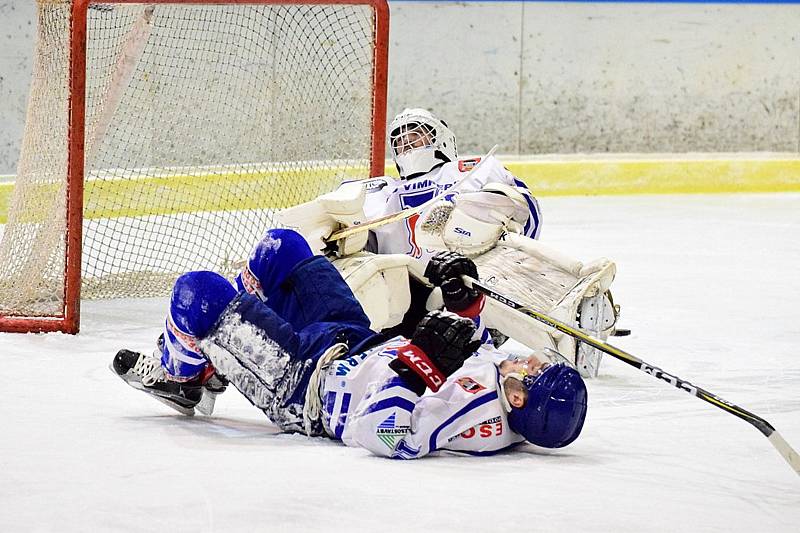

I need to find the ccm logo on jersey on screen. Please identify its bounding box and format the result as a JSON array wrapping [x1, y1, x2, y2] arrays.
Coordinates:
[[458, 157, 481, 172], [456, 376, 486, 394]]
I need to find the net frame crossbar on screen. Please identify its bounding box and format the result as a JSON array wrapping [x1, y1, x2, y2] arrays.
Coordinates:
[[0, 0, 389, 334]]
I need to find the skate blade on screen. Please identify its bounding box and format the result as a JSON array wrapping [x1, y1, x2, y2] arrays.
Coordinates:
[[109, 363, 196, 416]]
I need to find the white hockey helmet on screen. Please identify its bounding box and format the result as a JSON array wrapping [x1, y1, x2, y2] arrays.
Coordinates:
[[388, 108, 457, 179]]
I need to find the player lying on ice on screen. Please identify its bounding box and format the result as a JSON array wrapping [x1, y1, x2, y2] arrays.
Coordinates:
[[112, 229, 587, 458], [279, 107, 620, 378]]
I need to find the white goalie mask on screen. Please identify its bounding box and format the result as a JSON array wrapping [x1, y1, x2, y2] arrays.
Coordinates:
[[388, 108, 457, 179]]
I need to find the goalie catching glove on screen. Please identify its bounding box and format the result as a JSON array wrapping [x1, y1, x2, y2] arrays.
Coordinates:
[[416, 183, 532, 257], [424, 251, 485, 318], [389, 310, 481, 395]]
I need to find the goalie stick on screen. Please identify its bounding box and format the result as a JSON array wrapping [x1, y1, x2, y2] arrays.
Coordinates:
[[463, 276, 800, 476], [326, 145, 499, 242]]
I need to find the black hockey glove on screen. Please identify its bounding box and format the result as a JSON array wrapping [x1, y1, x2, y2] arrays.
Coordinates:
[[424, 251, 483, 317], [389, 310, 481, 395], [424, 251, 478, 286]]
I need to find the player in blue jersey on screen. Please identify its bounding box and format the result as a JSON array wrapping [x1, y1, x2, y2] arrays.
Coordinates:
[[112, 229, 587, 457]]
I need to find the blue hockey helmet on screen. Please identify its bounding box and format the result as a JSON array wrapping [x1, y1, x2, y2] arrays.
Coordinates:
[[242, 228, 313, 301], [506, 363, 587, 448], [169, 270, 237, 338]]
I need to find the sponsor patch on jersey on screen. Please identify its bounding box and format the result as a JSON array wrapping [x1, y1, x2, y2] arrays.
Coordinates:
[[376, 412, 410, 450], [458, 157, 481, 173], [456, 376, 486, 394], [363, 178, 389, 192]]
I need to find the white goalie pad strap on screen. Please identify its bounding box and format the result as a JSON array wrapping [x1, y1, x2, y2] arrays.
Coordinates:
[[277, 181, 368, 255], [574, 292, 617, 378], [303, 342, 349, 435], [332, 252, 412, 331]]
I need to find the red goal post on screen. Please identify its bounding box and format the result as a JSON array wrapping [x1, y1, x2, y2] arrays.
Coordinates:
[[0, 0, 389, 334]]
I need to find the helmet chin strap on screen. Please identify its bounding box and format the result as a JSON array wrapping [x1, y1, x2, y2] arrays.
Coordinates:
[[498, 372, 525, 412]]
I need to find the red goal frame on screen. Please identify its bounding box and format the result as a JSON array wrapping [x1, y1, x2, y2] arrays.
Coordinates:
[[0, 0, 389, 334]]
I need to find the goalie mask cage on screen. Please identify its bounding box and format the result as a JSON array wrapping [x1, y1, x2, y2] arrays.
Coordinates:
[[0, 0, 388, 333]]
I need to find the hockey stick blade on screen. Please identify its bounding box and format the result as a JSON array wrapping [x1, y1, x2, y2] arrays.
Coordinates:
[[326, 145, 499, 242], [769, 431, 800, 475], [465, 276, 800, 476]]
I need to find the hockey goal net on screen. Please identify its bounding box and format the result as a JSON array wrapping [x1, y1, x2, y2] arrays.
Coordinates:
[[0, 0, 388, 333]]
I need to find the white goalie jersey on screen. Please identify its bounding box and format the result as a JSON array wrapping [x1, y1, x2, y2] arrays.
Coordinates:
[[321, 338, 525, 458], [359, 156, 542, 261]]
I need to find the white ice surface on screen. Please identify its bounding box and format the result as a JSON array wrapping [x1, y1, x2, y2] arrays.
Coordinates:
[[1, 193, 799, 532]]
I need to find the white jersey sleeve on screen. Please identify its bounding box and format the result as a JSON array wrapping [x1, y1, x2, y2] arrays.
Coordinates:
[[321, 338, 523, 459], [361, 156, 541, 260]]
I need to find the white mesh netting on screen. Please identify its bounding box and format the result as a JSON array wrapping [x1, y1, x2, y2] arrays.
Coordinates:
[[0, 0, 382, 320]]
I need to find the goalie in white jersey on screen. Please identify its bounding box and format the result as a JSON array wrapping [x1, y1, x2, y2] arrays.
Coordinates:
[[111, 229, 588, 458], [362, 108, 541, 260], [280, 107, 541, 264], [279, 108, 620, 379]]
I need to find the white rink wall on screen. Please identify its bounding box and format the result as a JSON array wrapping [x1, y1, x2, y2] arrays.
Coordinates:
[[2, 1, 800, 173], [0, 1, 37, 175], [388, 1, 800, 155]]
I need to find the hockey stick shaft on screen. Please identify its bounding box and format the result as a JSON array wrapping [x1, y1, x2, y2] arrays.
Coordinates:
[[326, 145, 499, 242], [465, 276, 800, 475]]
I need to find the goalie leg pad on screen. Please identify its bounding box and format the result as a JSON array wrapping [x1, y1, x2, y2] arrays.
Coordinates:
[[199, 293, 318, 434], [471, 233, 619, 378], [332, 252, 412, 331], [575, 291, 619, 378]]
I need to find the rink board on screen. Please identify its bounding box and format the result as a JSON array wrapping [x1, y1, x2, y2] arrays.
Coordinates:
[[1, 156, 800, 224]]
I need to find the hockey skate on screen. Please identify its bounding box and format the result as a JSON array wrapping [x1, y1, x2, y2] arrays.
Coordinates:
[[112, 349, 224, 416]]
